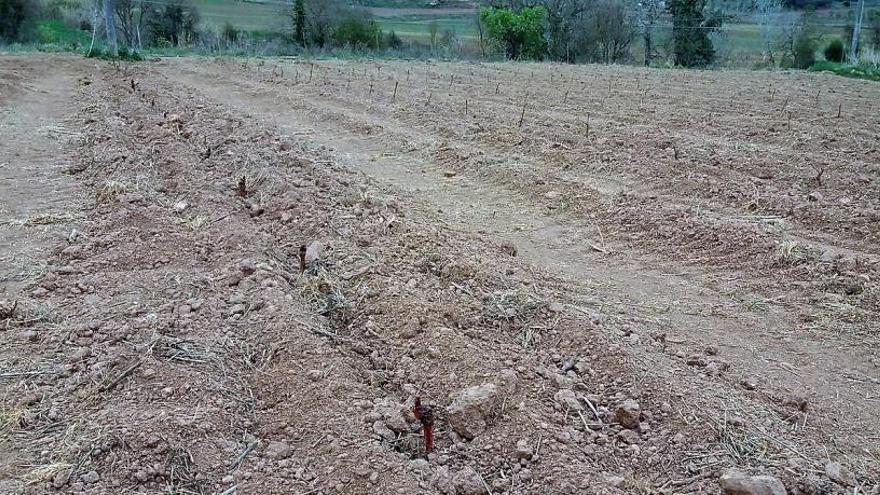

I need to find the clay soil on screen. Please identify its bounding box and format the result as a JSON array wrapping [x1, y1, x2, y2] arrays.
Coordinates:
[[0, 54, 878, 495]]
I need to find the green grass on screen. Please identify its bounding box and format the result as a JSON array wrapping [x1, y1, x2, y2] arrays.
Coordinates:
[[33, 20, 90, 46], [810, 60, 880, 81], [188, 0, 288, 31], [377, 13, 478, 40]]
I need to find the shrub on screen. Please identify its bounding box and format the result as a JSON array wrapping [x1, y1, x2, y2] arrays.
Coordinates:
[[331, 17, 381, 49], [479, 6, 547, 60], [824, 38, 845, 62], [222, 23, 238, 45], [386, 30, 402, 49], [793, 32, 817, 69]]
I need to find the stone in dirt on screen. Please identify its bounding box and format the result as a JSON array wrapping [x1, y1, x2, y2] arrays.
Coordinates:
[[824, 461, 855, 486], [305, 241, 322, 263], [615, 399, 641, 429], [719, 469, 786, 495], [432, 466, 456, 495], [446, 383, 499, 440], [453, 466, 486, 495], [265, 441, 292, 459], [554, 389, 583, 411], [514, 439, 534, 460]]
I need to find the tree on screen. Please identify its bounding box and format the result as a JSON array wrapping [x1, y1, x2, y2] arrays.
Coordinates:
[[115, 0, 152, 49], [293, 0, 305, 45], [849, 0, 865, 61], [479, 6, 547, 60], [103, 0, 119, 56], [668, 0, 722, 67], [636, 0, 665, 66], [302, 0, 346, 47], [0, 0, 37, 42], [871, 10, 880, 49], [756, 0, 782, 64], [591, 0, 634, 63], [149, 0, 199, 46], [791, 22, 816, 68]]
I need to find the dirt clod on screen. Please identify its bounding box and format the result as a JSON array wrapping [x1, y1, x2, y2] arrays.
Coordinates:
[[615, 399, 641, 429], [446, 383, 499, 440]]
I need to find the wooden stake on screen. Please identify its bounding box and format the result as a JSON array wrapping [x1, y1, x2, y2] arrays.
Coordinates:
[[392, 81, 398, 102], [518, 102, 526, 127]]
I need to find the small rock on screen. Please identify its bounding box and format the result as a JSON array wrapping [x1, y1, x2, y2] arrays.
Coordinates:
[[265, 441, 292, 459], [372, 420, 396, 441], [238, 259, 257, 275], [720, 469, 786, 495], [443, 170, 458, 178], [499, 241, 517, 257], [550, 387, 581, 410], [446, 383, 499, 440], [807, 191, 823, 202], [305, 241, 322, 263], [249, 204, 265, 217], [221, 475, 234, 484], [61, 245, 82, 258], [824, 461, 855, 486], [80, 470, 99, 484], [705, 360, 730, 376], [514, 439, 534, 460], [617, 429, 640, 444], [229, 303, 246, 316], [604, 475, 626, 488], [410, 458, 430, 475], [740, 377, 758, 391], [615, 399, 641, 429], [173, 201, 189, 213], [432, 466, 456, 495], [52, 469, 70, 489], [453, 466, 486, 495], [686, 355, 707, 367]]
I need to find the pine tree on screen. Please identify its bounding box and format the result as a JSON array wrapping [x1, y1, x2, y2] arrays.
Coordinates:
[[668, 0, 722, 67]]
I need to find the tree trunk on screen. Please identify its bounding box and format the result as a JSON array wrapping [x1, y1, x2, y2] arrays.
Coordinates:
[[850, 0, 865, 62], [644, 26, 652, 66], [103, 0, 119, 57]]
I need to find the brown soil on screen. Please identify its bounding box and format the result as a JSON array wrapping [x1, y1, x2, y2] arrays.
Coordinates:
[[0, 54, 877, 495]]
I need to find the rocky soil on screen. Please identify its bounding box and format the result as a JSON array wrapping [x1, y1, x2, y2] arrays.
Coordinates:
[[0, 55, 878, 495]]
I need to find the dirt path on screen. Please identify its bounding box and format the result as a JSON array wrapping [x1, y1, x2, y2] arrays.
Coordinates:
[[161, 58, 880, 471], [0, 56, 85, 297]]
